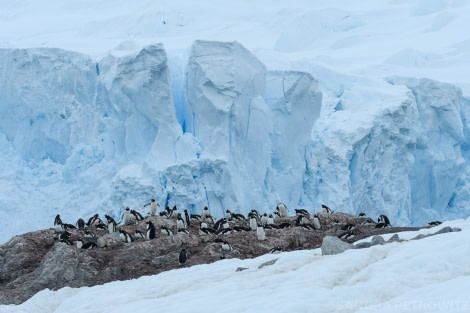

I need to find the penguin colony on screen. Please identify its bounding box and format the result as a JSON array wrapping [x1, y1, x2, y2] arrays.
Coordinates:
[[53, 201, 440, 266]]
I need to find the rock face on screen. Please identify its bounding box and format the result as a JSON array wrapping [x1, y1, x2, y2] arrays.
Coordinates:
[[321, 236, 353, 255], [0, 211, 424, 305]]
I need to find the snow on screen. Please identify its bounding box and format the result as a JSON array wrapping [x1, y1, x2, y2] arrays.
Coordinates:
[[1, 0, 470, 246], [2, 218, 470, 313]]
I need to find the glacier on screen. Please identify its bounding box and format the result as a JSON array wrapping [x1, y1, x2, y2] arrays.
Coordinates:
[[1, 40, 470, 244]]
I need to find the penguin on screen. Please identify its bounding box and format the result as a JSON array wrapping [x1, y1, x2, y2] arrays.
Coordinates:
[[428, 221, 442, 226], [215, 227, 231, 236], [250, 209, 261, 220], [249, 214, 258, 231], [276, 203, 288, 218], [278, 222, 291, 229], [160, 206, 171, 218], [178, 249, 188, 265], [312, 214, 322, 230], [84, 230, 96, 238], [300, 224, 316, 231], [264, 224, 280, 230], [332, 218, 341, 225], [267, 214, 275, 225], [146, 221, 156, 240], [119, 229, 134, 243], [233, 226, 251, 233], [95, 222, 107, 230], [231, 213, 246, 221], [221, 219, 230, 229], [201, 206, 210, 219], [76, 218, 85, 229], [183, 209, 191, 226], [295, 208, 309, 216], [377, 214, 391, 227], [178, 228, 190, 235], [341, 224, 355, 231], [339, 232, 355, 240], [295, 215, 305, 226], [54, 214, 64, 232], [199, 221, 209, 229], [190, 214, 202, 222], [268, 246, 282, 254], [161, 225, 173, 236], [82, 242, 97, 249], [86, 214, 102, 227], [76, 238, 84, 249], [105, 215, 117, 233], [204, 215, 216, 225], [213, 218, 225, 230], [256, 224, 266, 240], [121, 207, 132, 225], [144, 199, 160, 216], [321, 204, 332, 214], [260, 213, 268, 226], [199, 227, 216, 236], [60, 238, 74, 245], [176, 213, 187, 229], [63, 223, 76, 231], [130, 209, 144, 222], [169, 206, 179, 219], [225, 209, 232, 221], [135, 230, 146, 240], [361, 217, 376, 227], [221, 240, 232, 252], [55, 231, 71, 241], [358, 212, 367, 218]]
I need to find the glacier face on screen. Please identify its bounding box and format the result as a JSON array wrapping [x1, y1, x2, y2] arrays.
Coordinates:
[[0, 41, 469, 243]]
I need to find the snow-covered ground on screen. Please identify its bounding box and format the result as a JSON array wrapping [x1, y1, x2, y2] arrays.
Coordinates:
[[2, 218, 469, 313]]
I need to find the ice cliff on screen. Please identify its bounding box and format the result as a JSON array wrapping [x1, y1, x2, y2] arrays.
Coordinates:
[[0, 41, 469, 243]]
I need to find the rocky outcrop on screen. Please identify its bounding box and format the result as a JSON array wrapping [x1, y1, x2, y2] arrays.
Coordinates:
[[0, 212, 425, 305]]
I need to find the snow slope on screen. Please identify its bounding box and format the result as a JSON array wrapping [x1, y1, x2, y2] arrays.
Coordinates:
[[2, 218, 469, 313], [1, 0, 470, 244]]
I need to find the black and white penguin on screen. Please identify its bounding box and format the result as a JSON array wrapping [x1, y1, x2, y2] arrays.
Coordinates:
[[256, 224, 266, 240], [84, 230, 96, 238], [160, 206, 171, 218], [178, 249, 188, 265], [377, 215, 391, 227], [146, 221, 156, 240], [278, 222, 291, 229], [201, 206, 210, 219], [199, 227, 216, 236], [199, 221, 209, 229], [428, 221, 442, 226], [95, 222, 107, 230], [215, 227, 231, 236], [121, 207, 132, 225], [63, 223, 76, 231], [276, 203, 288, 218], [250, 209, 261, 220], [321, 204, 332, 214], [300, 224, 316, 231], [130, 209, 144, 222], [190, 214, 202, 222], [169, 206, 179, 219], [225, 209, 232, 221], [86, 214, 102, 227], [358, 212, 367, 218], [312, 215, 322, 230], [260, 213, 269, 226], [76, 238, 97, 249], [268, 246, 283, 254], [144, 199, 160, 216], [60, 238, 74, 245], [119, 229, 134, 243], [204, 215, 216, 225], [295, 208, 309, 216], [178, 228, 190, 235], [341, 224, 355, 231], [76, 218, 85, 229], [338, 232, 355, 240], [264, 224, 280, 230], [267, 214, 275, 225], [176, 213, 187, 229], [221, 240, 232, 252], [213, 218, 225, 230], [249, 213, 258, 231], [54, 214, 64, 232], [183, 209, 191, 226], [135, 230, 146, 240], [233, 226, 251, 233], [295, 215, 305, 226], [105, 215, 117, 233], [231, 213, 246, 221], [55, 231, 71, 241], [161, 225, 173, 236]]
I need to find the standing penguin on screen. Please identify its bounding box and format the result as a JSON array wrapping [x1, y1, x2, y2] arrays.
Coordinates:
[[260, 213, 269, 226], [130, 209, 144, 223], [76, 218, 85, 229], [121, 207, 132, 225], [105, 215, 117, 233], [276, 203, 288, 218], [86, 214, 102, 227], [256, 224, 266, 240], [178, 249, 188, 265], [312, 214, 322, 230], [144, 199, 160, 216], [183, 209, 191, 226], [225, 209, 232, 221], [54, 214, 64, 232], [146, 221, 156, 240], [377, 214, 391, 227], [176, 213, 187, 229], [169, 206, 179, 219], [249, 213, 258, 231], [201, 206, 210, 219], [321, 204, 332, 214], [267, 214, 275, 225]]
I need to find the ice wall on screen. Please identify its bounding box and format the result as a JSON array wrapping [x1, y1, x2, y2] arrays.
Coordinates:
[[1, 41, 470, 243]]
